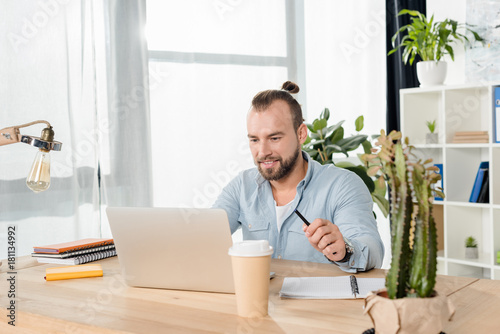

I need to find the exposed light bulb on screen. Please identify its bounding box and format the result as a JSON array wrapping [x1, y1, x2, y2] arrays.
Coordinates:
[[26, 149, 51, 193]]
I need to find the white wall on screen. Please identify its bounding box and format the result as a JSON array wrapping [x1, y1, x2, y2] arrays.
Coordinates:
[[427, 0, 467, 85]]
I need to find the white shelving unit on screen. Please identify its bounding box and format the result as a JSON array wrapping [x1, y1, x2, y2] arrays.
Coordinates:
[[400, 82, 500, 280]]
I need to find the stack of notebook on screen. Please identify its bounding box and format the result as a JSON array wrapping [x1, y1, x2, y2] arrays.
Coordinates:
[[452, 131, 489, 143], [32, 238, 117, 265]]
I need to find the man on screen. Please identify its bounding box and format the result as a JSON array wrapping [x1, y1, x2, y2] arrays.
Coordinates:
[[213, 81, 384, 272]]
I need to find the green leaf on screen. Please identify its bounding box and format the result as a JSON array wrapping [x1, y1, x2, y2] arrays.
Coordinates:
[[313, 118, 327, 132], [343, 166, 375, 193], [310, 132, 320, 140], [355, 115, 364, 132], [336, 134, 369, 152], [306, 123, 314, 133], [361, 139, 372, 154], [325, 121, 345, 139], [334, 161, 357, 168], [373, 175, 387, 197], [308, 150, 319, 159], [330, 127, 344, 144], [320, 108, 330, 121], [398, 9, 423, 18], [311, 139, 325, 145], [325, 144, 344, 153]]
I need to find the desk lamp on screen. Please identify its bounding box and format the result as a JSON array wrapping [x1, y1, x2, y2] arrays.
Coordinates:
[[0, 120, 62, 193]]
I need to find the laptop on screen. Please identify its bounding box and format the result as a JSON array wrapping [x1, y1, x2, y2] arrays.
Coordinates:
[[106, 207, 235, 293]]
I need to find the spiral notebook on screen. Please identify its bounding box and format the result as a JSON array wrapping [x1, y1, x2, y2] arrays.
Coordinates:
[[279, 276, 385, 299], [36, 249, 117, 265], [33, 238, 114, 254], [32, 244, 116, 258]]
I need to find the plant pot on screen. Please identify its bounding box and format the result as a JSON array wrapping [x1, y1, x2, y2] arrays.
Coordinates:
[[364, 289, 455, 334], [426, 133, 438, 144], [416, 61, 447, 87], [465, 247, 478, 259]]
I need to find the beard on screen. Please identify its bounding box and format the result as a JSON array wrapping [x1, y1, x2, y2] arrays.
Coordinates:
[[257, 146, 301, 181]]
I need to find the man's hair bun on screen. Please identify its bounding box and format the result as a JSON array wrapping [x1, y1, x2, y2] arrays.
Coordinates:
[[281, 81, 300, 94]]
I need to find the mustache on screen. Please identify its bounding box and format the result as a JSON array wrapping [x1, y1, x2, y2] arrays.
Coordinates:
[[256, 156, 281, 163]]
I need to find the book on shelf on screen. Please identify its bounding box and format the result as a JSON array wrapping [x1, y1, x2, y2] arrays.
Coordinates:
[[279, 275, 385, 299], [452, 131, 489, 143], [33, 238, 114, 254], [477, 169, 489, 204], [469, 161, 489, 203], [434, 163, 443, 201], [37, 249, 117, 265], [495, 87, 500, 143]]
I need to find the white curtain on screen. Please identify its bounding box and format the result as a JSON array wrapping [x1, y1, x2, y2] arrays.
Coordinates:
[[0, 0, 151, 258]]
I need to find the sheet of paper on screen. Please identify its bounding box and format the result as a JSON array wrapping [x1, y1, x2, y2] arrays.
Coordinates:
[[280, 276, 355, 299], [279, 276, 385, 299], [356, 277, 386, 298]]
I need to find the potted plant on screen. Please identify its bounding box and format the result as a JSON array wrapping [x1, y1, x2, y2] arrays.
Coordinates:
[[426, 120, 438, 144], [302, 108, 389, 218], [388, 9, 483, 87], [361, 130, 454, 334], [465, 236, 478, 259]]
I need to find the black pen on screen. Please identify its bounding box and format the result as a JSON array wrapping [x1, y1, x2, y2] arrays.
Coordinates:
[[294, 209, 310, 226]]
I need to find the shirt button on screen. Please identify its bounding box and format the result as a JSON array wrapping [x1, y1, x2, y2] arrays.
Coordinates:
[[278, 255, 282, 259], [248, 224, 252, 229]]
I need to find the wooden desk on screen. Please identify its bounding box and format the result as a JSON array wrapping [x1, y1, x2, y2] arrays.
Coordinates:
[[0, 257, 493, 333]]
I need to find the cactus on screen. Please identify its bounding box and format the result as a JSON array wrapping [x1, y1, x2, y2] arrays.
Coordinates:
[[362, 130, 443, 299]]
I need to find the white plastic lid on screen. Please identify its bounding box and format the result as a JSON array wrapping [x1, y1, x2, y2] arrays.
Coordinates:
[[228, 240, 274, 257]]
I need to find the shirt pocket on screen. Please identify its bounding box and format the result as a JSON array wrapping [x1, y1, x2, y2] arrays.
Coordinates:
[[239, 213, 270, 240], [285, 223, 325, 262]]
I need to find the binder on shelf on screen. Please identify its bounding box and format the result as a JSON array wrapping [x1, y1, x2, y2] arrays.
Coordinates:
[[477, 169, 489, 204], [37, 249, 117, 265], [33, 238, 114, 254], [434, 163, 444, 201], [45, 264, 103, 281], [469, 161, 489, 203], [495, 87, 500, 143]]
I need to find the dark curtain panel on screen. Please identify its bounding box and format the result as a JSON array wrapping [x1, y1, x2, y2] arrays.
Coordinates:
[[386, 0, 426, 132]]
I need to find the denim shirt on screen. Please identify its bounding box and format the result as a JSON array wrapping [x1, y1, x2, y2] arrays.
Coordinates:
[[213, 151, 384, 272]]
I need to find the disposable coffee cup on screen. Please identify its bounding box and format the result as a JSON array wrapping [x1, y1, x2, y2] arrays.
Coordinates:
[[228, 240, 274, 318]]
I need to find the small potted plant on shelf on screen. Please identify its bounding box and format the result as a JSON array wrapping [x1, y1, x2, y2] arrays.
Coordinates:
[[465, 236, 478, 259], [426, 120, 438, 144], [388, 9, 483, 87], [361, 130, 454, 334]]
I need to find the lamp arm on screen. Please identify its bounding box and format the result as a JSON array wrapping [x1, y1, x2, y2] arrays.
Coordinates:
[[10, 120, 52, 129], [0, 126, 21, 146], [0, 120, 62, 151]]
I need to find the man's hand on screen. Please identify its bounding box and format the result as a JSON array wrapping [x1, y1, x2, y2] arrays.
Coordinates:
[[303, 218, 345, 262]]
